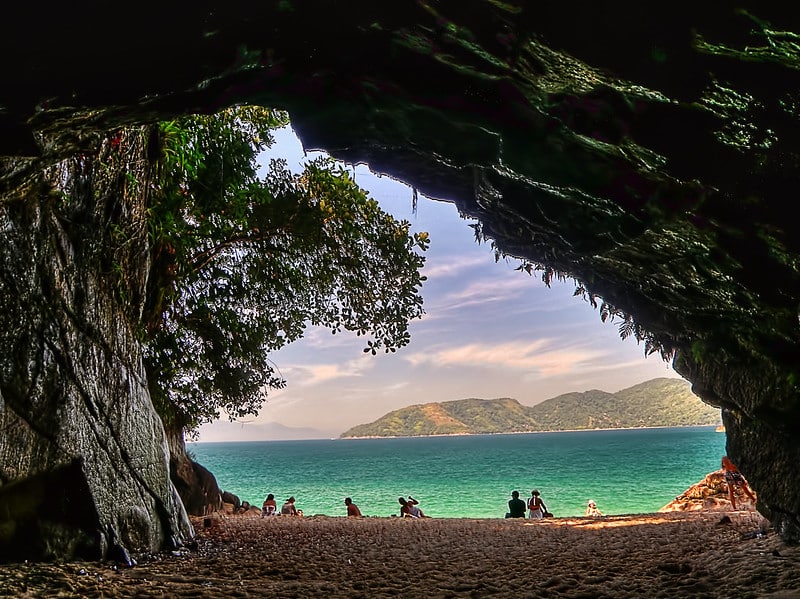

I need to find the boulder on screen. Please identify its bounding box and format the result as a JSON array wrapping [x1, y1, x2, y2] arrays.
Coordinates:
[[165, 428, 222, 517], [222, 491, 241, 513], [171, 459, 222, 517], [660, 470, 757, 513]]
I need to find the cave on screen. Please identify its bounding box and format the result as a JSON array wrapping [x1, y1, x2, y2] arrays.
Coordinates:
[[2, 2, 800, 559]]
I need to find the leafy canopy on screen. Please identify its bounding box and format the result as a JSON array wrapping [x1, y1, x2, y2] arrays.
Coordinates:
[[144, 106, 429, 432]]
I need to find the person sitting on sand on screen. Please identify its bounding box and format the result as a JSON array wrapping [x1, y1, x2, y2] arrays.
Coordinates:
[[585, 499, 603, 517], [528, 489, 547, 520], [721, 455, 757, 510], [344, 497, 363, 517], [506, 490, 526, 518], [261, 493, 277, 517], [399, 497, 414, 518], [407, 496, 427, 518], [281, 496, 298, 516]]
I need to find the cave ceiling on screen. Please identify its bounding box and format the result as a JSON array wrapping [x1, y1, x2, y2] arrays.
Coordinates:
[[3, 2, 800, 390]]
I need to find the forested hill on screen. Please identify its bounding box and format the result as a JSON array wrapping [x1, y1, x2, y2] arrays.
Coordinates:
[[340, 378, 721, 438]]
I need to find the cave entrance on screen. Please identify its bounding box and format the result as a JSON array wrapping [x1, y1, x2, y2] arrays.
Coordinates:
[[224, 123, 683, 439]]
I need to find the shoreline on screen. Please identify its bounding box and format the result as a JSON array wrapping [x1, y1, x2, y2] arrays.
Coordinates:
[[338, 423, 721, 441], [192, 427, 726, 521], [193, 424, 723, 444], [3, 510, 796, 598]]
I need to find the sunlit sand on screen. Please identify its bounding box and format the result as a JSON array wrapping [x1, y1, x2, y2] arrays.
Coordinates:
[[1, 509, 798, 598]]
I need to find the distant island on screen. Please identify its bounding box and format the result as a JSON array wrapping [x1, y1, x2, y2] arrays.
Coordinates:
[[340, 377, 722, 438]]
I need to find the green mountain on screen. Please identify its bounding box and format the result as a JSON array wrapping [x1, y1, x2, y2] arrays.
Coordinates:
[[339, 378, 721, 438]]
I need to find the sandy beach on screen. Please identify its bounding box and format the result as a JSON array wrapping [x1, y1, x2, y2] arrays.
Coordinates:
[[1, 510, 798, 598]]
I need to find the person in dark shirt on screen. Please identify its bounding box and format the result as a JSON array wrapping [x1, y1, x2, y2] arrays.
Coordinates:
[[506, 490, 526, 518]]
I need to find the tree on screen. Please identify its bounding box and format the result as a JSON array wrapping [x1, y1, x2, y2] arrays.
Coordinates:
[[144, 106, 429, 434]]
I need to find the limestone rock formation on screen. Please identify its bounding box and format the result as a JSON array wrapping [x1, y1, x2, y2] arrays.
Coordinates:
[[3, 3, 800, 546], [659, 470, 757, 513], [222, 491, 242, 514], [0, 129, 193, 560], [166, 428, 223, 517]]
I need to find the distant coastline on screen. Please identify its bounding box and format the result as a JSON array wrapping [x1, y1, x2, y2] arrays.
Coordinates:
[[190, 423, 724, 444], [340, 378, 721, 439], [340, 423, 719, 441]]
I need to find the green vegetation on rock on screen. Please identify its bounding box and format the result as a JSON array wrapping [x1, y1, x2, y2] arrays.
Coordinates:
[[340, 378, 721, 438]]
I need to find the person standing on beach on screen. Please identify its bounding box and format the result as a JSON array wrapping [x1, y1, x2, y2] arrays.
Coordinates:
[[281, 496, 299, 515], [528, 489, 546, 520], [721, 456, 757, 510], [344, 497, 363, 517], [506, 490, 526, 518]]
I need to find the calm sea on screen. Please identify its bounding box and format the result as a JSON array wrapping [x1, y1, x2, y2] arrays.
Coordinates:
[[188, 426, 726, 519]]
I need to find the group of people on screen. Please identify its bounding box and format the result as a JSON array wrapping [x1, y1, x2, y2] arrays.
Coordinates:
[[506, 489, 553, 519], [260, 494, 428, 518], [261, 456, 755, 521], [343, 495, 431, 518], [504, 456, 755, 520], [398, 496, 428, 518], [505, 489, 604, 519], [261, 494, 304, 517]]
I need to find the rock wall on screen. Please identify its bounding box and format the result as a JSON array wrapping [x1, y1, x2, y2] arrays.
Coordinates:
[[674, 352, 800, 541], [165, 426, 223, 517], [0, 128, 193, 561]]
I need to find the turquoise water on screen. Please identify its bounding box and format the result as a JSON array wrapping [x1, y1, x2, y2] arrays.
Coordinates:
[[188, 426, 726, 519]]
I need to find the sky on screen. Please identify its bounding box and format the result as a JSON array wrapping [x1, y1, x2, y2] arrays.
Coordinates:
[[197, 126, 682, 441]]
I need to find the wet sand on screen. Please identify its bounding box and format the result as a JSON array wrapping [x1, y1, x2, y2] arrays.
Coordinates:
[[1, 510, 798, 598]]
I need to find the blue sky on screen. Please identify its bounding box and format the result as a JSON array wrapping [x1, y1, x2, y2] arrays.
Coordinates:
[[197, 126, 681, 441]]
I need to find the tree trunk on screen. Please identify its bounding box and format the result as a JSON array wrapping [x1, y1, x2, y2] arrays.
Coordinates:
[[0, 128, 193, 562]]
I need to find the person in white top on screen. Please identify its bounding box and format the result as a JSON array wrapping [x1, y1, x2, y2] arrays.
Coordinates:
[[585, 499, 602, 517], [528, 489, 546, 519], [261, 493, 277, 517], [407, 496, 427, 518]]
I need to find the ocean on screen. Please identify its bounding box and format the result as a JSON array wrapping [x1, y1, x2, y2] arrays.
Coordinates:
[[188, 426, 726, 519]]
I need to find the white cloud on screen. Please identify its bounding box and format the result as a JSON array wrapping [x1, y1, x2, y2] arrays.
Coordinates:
[[377, 380, 411, 394], [280, 356, 374, 387], [430, 276, 533, 312], [551, 355, 674, 379], [421, 255, 489, 279], [402, 338, 605, 378]]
